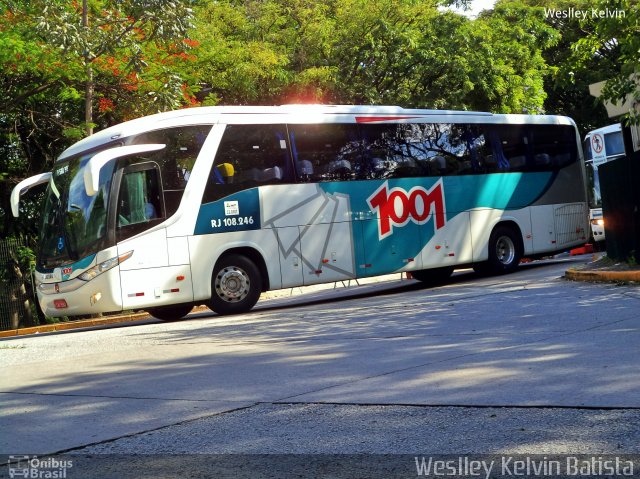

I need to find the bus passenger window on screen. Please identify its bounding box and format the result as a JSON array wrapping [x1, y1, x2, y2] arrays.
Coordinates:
[[360, 124, 428, 179], [289, 124, 361, 182], [461, 125, 490, 174], [530, 125, 577, 169], [201, 124, 292, 203], [485, 126, 529, 172], [417, 123, 474, 176], [604, 131, 625, 157], [129, 125, 212, 217]]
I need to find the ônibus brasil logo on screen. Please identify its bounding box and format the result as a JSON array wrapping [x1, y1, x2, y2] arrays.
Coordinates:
[[367, 179, 446, 240]]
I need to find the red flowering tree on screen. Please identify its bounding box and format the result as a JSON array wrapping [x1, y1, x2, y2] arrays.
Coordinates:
[[33, 0, 198, 134], [0, 0, 199, 238]]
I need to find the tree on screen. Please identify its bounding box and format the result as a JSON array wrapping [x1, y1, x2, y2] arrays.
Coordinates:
[[566, 0, 638, 125], [0, 0, 199, 236], [34, 0, 197, 133], [188, 0, 291, 105], [509, 0, 615, 134], [465, 1, 559, 113], [191, 0, 554, 113]]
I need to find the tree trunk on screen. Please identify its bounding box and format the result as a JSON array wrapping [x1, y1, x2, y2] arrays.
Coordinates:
[[83, 0, 93, 136], [10, 259, 35, 328], [85, 67, 94, 136]]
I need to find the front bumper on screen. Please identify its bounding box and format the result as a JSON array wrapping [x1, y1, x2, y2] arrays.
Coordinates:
[[37, 266, 123, 317]]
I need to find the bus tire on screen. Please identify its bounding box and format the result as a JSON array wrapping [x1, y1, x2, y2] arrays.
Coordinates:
[[209, 254, 262, 315], [411, 266, 454, 285], [478, 225, 522, 275], [148, 303, 193, 321]]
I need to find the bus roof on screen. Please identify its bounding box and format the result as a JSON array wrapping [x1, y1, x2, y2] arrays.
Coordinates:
[[584, 123, 621, 140], [58, 105, 577, 161]]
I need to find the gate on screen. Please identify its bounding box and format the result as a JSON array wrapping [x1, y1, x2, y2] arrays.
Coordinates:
[[554, 203, 588, 248]]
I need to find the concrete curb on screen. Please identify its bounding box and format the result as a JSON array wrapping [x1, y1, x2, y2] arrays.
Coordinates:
[[0, 312, 152, 339], [565, 268, 640, 283]]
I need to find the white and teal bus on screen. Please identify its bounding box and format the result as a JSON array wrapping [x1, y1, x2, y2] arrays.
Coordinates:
[[583, 123, 624, 242], [11, 105, 588, 320]]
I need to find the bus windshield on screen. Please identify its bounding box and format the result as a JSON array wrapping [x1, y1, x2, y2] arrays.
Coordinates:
[[39, 152, 116, 269]]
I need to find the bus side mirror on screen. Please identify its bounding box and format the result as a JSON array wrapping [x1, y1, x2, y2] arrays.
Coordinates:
[[84, 144, 166, 196], [10, 172, 52, 217]]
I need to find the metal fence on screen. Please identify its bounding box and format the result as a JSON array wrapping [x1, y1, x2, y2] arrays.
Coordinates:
[[0, 237, 37, 331]]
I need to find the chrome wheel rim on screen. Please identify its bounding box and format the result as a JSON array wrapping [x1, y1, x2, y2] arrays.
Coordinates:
[[215, 266, 250, 303], [496, 236, 516, 265]]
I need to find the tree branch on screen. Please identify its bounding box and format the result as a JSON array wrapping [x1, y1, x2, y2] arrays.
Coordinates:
[[8, 81, 59, 112]]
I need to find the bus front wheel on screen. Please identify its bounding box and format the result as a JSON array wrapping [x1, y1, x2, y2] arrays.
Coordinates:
[[209, 254, 262, 315], [476, 225, 522, 275], [148, 303, 193, 321]]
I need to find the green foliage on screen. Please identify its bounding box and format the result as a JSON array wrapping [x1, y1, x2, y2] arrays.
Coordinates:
[[464, 1, 559, 113], [191, 0, 555, 112], [558, 0, 636, 127], [62, 126, 90, 142], [30, 0, 198, 119], [15, 244, 35, 270]]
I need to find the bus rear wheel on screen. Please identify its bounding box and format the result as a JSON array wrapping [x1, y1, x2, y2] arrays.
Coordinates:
[[476, 225, 522, 275], [148, 303, 193, 321], [411, 266, 454, 285], [209, 254, 262, 315]]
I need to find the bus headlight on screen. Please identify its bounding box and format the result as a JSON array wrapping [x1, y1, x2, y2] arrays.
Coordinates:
[[79, 251, 133, 281], [591, 219, 604, 227]]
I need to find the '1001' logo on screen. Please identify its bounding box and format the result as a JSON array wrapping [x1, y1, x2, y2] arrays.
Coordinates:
[[367, 180, 446, 240]]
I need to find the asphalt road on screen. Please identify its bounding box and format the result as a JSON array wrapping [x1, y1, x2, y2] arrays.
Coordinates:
[[2, 255, 640, 477]]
